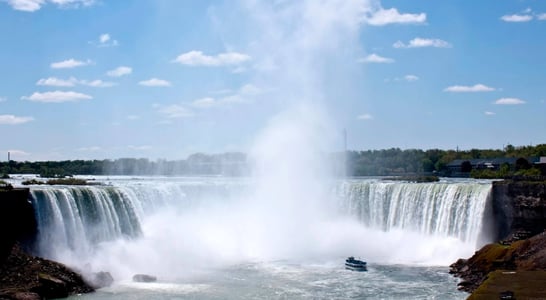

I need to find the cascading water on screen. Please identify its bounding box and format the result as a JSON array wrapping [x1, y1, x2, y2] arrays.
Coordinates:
[[335, 179, 492, 245], [27, 176, 493, 281]]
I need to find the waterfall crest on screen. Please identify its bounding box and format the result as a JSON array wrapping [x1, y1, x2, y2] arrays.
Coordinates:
[[335, 180, 491, 245]]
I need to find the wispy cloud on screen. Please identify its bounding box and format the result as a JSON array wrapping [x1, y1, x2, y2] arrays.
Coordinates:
[[107, 66, 132, 77], [404, 75, 419, 82], [357, 114, 373, 120], [0, 114, 34, 125], [139, 78, 171, 87], [50, 58, 92, 69], [37, 77, 116, 87], [21, 91, 92, 103], [7, 0, 97, 11], [0, 96, 7, 102], [363, 7, 426, 26], [501, 14, 533, 22], [494, 98, 526, 105], [358, 53, 394, 63], [538, 13, 546, 21], [444, 84, 496, 92], [79, 79, 116, 87], [485, 111, 496, 116], [393, 38, 451, 48], [173, 51, 251, 66], [156, 104, 194, 119], [126, 115, 140, 120], [191, 84, 264, 109], [49, 0, 96, 9], [37, 77, 75, 87]]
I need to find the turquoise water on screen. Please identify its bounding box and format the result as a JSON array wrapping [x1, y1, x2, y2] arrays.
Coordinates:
[[70, 261, 465, 299]]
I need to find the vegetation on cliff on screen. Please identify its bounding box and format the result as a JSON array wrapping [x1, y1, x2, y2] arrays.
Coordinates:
[[451, 232, 546, 295]]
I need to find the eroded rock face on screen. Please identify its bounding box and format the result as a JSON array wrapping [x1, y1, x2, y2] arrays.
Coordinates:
[[491, 180, 546, 241]]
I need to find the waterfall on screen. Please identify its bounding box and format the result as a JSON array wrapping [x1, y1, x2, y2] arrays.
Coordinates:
[[335, 179, 492, 245], [27, 177, 492, 269]]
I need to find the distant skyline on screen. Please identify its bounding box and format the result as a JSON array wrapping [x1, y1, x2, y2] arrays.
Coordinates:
[[1, 0, 545, 161]]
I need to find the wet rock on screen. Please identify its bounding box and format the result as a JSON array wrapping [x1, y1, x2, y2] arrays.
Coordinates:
[[35, 273, 69, 299], [90, 271, 114, 288], [9, 292, 41, 300], [132, 274, 157, 283]]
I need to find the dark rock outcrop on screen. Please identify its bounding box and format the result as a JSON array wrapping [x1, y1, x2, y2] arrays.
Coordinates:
[[89, 271, 114, 289], [0, 188, 36, 263], [491, 180, 546, 241], [132, 274, 157, 283], [0, 245, 94, 299]]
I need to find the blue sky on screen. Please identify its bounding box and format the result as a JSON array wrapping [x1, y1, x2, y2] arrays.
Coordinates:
[[1, 0, 545, 161]]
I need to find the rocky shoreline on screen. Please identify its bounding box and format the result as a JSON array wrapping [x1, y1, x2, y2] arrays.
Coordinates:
[[451, 179, 546, 298], [0, 244, 94, 300]]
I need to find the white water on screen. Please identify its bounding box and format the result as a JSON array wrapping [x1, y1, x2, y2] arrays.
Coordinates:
[[27, 176, 491, 283]]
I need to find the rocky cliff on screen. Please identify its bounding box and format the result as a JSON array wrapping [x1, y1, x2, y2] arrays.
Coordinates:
[[491, 180, 546, 241], [0, 188, 95, 299], [451, 179, 546, 297], [0, 188, 36, 263]]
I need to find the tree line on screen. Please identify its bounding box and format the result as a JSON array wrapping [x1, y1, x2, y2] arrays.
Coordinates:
[[1, 144, 545, 177]]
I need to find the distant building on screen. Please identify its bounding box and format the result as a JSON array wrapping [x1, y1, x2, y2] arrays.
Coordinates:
[[447, 157, 518, 174]]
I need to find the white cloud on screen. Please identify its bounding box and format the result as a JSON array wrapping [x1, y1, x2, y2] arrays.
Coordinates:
[[358, 53, 394, 63], [5, 0, 95, 11], [0, 96, 6, 102], [357, 114, 373, 120], [404, 75, 419, 82], [50, 58, 91, 69], [99, 33, 110, 43], [36, 77, 115, 87], [484, 111, 496, 115], [0, 114, 34, 125], [192, 97, 217, 109], [393, 38, 451, 48], [126, 115, 140, 120], [173, 51, 251, 66], [494, 98, 526, 105], [49, 0, 96, 8], [363, 7, 426, 26], [157, 104, 194, 118], [139, 78, 171, 87], [538, 13, 546, 21], [36, 77, 75, 87], [501, 14, 533, 22], [79, 79, 116, 87], [5, 0, 45, 12], [444, 84, 496, 92], [21, 91, 92, 103], [107, 66, 132, 77], [95, 33, 119, 47]]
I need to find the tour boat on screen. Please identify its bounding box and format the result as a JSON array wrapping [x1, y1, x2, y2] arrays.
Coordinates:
[[345, 256, 367, 271]]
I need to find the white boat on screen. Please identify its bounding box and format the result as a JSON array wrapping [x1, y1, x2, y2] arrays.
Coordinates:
[[345, 256, 367, 271]]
